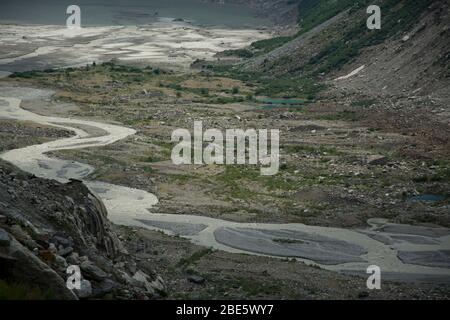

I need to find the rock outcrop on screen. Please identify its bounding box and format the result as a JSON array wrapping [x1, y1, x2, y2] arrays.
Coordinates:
[[0, 161, 165, 299]]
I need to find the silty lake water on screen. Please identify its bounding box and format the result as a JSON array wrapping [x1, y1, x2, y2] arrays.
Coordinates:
[[0, 0, 270, 28]]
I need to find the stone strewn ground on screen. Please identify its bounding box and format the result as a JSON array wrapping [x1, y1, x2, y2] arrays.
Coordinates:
[[17, 65, 447, 229], [1, 99, 450, 300], [1, 159, 450, 300], [116, 225, 450, 300], [0, 119, 72, 153]]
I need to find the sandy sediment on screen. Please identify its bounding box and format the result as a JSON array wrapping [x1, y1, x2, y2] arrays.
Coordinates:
[[0, 22, 271, 71]]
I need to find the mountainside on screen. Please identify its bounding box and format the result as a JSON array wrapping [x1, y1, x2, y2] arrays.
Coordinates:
[[221, 0, 449, 100], [333, 0, 449, 99]]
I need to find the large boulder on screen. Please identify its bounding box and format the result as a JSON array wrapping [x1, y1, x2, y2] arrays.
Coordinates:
[[0, 228, 10, 247], [366, 155, 388, 166], [132, 270, 166, 296], [1, 232, 77, 300]]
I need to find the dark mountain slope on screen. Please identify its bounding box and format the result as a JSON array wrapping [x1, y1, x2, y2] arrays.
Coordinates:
[[0, 160, 165, 299], [334, 0, 449, 98], [227, 0, 449, 100]]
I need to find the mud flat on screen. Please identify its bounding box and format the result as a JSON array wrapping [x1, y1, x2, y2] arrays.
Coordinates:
[[1, 86, 450, 284], [0, 22, 271, 72]]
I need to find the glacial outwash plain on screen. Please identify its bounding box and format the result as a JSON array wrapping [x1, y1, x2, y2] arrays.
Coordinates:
[[0, 0, 449, 300]]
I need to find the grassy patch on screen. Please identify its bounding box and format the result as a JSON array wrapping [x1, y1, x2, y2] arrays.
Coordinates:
[[212, 65, 325, 99], [0, 280, 54, 300], [229, 277, 282, 296], [250, 36, 295, 55], [284, 144, 341, 155], [317, 110, 360, 122], [177, 248, 214, 268], [221, 48, 255, 58], [413, 163, 450, 183], [215, 166, 261, 199], [141, 155, 166, 163], [297, 0, 369, 34], [306, 0, 434, 74], [169, 174, 197, 183]]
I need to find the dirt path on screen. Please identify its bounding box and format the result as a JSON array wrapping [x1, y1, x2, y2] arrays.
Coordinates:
[[1, 87, 450, 283]]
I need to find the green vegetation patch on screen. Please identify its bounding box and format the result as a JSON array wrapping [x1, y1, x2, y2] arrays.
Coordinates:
[[221, 48, 255, 58], [212, 65, 325, 99], [250, 36, 295, 55], [0, 280, 54, 300], [306, 0, 435, 74], [177, 248, 214, 268]]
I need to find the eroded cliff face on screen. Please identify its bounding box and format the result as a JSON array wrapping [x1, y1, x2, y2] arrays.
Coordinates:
[[0, 161, 165, 300]]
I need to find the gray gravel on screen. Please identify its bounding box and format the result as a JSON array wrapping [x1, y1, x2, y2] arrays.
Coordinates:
[[136, 219, 208, 236], [214, 227, 367, 265], [377, 224, 450, 238], [398, 250, 450, 268]]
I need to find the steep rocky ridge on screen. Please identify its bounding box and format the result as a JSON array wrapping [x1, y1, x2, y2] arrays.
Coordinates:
[[0, 160, 165, 299]]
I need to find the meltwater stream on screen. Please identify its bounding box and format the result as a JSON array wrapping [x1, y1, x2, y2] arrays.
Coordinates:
[[1, 89, 450, 283]]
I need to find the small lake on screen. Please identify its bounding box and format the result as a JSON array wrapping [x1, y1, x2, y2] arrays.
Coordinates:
[[407, 194, 447, 203], [0, 0, 270, 28], [258, 98, 306, 110]]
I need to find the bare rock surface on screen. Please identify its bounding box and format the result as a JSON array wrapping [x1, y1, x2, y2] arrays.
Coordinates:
[[0, 161, 165, 299], [4, 234, 77, 299]]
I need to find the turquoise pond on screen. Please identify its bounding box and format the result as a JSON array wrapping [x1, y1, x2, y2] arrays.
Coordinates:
[[258, 98, 306, 110], [407, 194, 447, 202], [260, 104, 304, 110], [258, 98, 307, 105]]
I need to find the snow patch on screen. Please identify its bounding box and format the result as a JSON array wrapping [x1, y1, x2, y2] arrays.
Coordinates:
[[335, 65, 365, 81]]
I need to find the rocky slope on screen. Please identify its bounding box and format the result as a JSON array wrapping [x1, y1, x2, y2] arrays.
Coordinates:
[[334, 0, 450, 99], [217, 0, 449, 155], [0, 159, 165, 300], [241, 0, 449, 99]]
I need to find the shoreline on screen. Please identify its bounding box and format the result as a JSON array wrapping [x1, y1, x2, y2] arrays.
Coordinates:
[[0, 22, 272, 72], [0, 19, 272, 30]]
